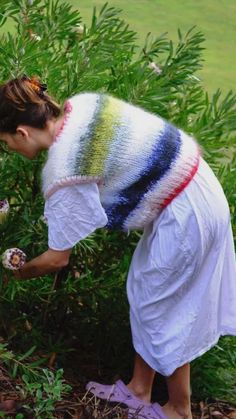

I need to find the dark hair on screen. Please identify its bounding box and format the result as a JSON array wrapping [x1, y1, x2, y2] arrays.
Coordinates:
[[0, 76, 62, 134]]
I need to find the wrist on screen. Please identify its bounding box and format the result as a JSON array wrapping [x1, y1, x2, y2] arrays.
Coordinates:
[[14, 269, 22, 279]]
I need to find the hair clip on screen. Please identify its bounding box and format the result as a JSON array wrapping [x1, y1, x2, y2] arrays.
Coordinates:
[[22, 74, 47, 95]]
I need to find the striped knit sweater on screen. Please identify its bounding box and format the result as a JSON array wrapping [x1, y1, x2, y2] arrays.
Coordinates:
[[42, 93, 200, 230]]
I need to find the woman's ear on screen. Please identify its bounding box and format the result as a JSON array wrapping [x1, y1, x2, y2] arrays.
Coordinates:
[[16, 126, 29, 140]]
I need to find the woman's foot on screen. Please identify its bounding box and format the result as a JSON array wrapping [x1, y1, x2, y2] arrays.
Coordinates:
[[86, 380, 167, 418], [126, 381, 151, 403], [162, 401, 192, 419], [86, 379, 150, 407]]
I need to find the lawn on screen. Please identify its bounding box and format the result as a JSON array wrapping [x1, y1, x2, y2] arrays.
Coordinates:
[[68, 0, 236, 95]]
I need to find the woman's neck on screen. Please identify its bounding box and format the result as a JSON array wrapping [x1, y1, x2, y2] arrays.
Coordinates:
[[46, 114, 65, 146]]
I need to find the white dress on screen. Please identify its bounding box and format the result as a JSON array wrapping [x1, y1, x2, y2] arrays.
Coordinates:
[[44, 157, 236, 376]]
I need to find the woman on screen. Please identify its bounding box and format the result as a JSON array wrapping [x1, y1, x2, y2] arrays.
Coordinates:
[[0, 75, 235, 419]]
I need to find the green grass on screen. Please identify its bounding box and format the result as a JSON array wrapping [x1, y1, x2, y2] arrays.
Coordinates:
[[68, 0, 236, 95]]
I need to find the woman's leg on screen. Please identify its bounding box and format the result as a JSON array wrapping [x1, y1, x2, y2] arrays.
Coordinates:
[[127, 352, 156, 402], [127, 356, 192, 418], [163, 363, 192, 419]]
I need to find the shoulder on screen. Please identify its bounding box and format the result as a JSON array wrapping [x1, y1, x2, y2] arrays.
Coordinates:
[[66, 92, 107, 107], [65, 91, 127, 111]]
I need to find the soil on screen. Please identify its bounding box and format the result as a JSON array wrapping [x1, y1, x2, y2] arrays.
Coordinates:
[[0, 365, 236, 419]]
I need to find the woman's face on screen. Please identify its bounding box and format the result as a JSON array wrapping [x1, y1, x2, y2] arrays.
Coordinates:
[[0, 120, 58, 159], [0, 131, 39, 159], [0, 118, 63, 159]]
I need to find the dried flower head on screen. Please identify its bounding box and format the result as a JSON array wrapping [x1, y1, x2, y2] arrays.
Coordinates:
[[0, 199, 9, 224], [2, 248, 26, 270]]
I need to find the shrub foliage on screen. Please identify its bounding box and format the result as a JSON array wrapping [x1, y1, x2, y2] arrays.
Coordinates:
[[0, 0, 235, 409]]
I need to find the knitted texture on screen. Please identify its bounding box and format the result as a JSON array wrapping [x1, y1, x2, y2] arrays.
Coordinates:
[[42, 93, 200, 230]]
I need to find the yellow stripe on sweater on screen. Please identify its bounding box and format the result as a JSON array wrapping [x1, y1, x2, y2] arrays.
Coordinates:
[[84, 96, 123, 176]]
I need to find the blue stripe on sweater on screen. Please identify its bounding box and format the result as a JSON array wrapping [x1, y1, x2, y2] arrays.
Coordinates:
[[105, 122, 181, 229]]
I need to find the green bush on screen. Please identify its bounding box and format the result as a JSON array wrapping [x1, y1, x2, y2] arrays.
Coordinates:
[[0, 0, 235, 409]]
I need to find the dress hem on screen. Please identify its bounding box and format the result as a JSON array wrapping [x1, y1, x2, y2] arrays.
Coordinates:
[[133, 328, 236, 377]]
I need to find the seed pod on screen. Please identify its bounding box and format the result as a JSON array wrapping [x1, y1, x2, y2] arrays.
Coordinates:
[[2, 248, 26, 270], [0, 199, 9, 224]]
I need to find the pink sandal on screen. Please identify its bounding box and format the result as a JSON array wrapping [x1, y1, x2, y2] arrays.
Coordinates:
[[86, 379, 167, 418]]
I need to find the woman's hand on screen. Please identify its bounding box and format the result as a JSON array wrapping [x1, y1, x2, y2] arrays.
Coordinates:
[[13, 248, 72, 280]]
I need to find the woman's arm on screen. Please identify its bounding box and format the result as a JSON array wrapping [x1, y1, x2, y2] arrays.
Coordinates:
[[14, 248, 72, 280], [15, 183, 107, 280]]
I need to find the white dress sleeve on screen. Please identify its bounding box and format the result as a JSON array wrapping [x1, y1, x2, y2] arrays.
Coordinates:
[[44, 183, 108, 251]]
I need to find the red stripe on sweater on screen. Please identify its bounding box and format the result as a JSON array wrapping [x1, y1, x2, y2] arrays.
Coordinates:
[[160, 156, 200, 209]]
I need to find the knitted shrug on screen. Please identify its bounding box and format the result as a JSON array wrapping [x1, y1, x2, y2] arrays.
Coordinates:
[[42, 93, 200, 230]]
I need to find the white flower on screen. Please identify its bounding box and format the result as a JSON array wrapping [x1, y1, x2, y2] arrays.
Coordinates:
[[31, 33, 42, 41], [149, 62, 162, 75], [2, 248, 26, 270], [0, 199, 9, 224], [74, 24, 85, 35], [39, 215, 48, 225]]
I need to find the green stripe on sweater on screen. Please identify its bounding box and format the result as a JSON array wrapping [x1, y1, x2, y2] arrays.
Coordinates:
[[83, 95, 123, 176]]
